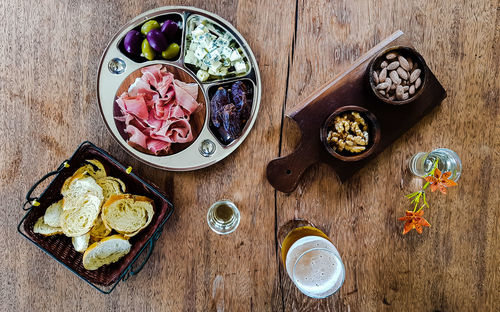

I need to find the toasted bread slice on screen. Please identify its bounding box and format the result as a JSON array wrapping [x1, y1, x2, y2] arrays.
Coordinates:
[[61, 159, 107, 194], [96, 176, 126, 202], [102, 194, 154, 238], [60, 195, 102, 237], [62, 174, 103, 211], [72, 233, 90, 253], [82, 235, 131, 270], [89, 214, 111, 241], [43, 199, 63, 227], [33, 216, 63, 236]]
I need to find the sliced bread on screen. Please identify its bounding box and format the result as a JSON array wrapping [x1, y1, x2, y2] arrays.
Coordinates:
[[43, 199, 63, 227], [60, 195, 102, 237], [102, 194, 154, 238], [82, 235, 131, 270], [61, 159, 107, 195], [96, 176, 126, 202], [62, 174, 103, 211], [33, 216, 63, 236], [89, 214, 111, 241], [72, 233, 90, 253]]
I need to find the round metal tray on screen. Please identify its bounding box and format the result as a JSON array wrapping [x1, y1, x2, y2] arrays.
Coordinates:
[[97, 6, 261, 171]]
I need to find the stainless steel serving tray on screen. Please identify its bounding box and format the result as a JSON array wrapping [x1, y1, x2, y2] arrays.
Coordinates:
[[97, 6, 261, 171]]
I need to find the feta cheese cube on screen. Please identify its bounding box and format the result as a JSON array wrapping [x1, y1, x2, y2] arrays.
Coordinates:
[[221, 47, 233, 58], [184, 50, 197, 65], [191, 25, 206, 37], [210, 50, 221, 62], [196, 70, 210, 82], [215, 38, 229, 47], [229, 50, 242, 62], [234, 61, 247, 74], [209, 61, 222, 72], [194, 46, 207, 60], [202, 54, 213, 66]]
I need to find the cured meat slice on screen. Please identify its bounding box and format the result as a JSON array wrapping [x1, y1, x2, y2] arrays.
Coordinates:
[[115, 65, 202, 154]]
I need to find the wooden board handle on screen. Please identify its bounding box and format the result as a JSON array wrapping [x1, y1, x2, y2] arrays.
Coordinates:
[[266, 141, 318, 193]]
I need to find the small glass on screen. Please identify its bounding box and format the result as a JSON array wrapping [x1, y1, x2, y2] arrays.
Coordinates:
[[207, 200, 240, 235], [409, 148, 462, 181]]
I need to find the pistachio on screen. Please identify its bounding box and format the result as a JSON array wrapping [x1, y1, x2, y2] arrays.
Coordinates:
[[409, 85, 415, 95], [398, 55, 410, 71], [397, 67, 408, 80], [410, 68, 421, 83], [376, 82, 390, 90], [386, 61, 400, 71], [386, 52, 398, 60], [414, 77, 422, 89], [379, 68, 387, 81], [389, 70, 401, 85], [372, 71, 379, 84]]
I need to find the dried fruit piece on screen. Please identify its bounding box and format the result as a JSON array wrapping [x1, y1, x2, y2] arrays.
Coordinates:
[[210, 88, 230, 128], [231, 81, 250, 123]]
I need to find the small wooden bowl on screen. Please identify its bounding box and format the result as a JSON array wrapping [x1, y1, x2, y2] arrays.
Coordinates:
[[367, 46, 428, 105], [320, 106, 381, 162]]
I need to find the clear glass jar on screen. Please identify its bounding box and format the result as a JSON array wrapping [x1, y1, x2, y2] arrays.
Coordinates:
[[409, 148, 462, 181], [207, 200, 240, 235]]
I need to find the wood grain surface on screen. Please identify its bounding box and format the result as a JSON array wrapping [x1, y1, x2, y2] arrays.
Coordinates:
[[0, 0, 498, 312]]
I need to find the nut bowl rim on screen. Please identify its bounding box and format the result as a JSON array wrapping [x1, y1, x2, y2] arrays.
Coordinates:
[[367, 45, 428, 106], [320, 106, 381, 162]]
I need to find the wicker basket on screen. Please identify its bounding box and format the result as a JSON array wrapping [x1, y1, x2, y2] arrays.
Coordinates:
[[18, 141, 174, 294]]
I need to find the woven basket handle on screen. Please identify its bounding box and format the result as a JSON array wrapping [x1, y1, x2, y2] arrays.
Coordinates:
[[23, 160, 69, 211], [122, 229, 163, 281]]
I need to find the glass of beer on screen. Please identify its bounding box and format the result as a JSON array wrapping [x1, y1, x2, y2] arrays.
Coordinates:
[[278, 219, 345, 298]]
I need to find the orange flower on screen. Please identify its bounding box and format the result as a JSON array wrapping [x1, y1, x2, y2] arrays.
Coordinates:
[[398, 210, 431, 234], [424, 168, 458, 194]]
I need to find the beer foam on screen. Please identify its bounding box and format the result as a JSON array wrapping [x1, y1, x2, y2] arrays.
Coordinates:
[[286, 236, 344, 298]]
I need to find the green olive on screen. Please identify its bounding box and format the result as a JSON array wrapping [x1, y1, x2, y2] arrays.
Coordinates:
[[141, 39, 155, 60], [161, 43, 180, 60], [140, 20, 160, 35]]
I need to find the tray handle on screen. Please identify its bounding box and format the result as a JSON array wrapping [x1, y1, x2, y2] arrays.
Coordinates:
[[266, 141, 318, 193], [122, 229, 163, 281], [23, 160, 70, 211]]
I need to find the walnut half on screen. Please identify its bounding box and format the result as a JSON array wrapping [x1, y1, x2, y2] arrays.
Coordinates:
[[326, 112, 369, 154]]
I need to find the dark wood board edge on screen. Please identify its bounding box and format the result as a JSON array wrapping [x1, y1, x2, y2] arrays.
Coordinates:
[[267, 31, 447, 192]]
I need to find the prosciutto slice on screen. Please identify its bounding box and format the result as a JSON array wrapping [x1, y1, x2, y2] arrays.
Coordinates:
[[115, 65, 201, 155]]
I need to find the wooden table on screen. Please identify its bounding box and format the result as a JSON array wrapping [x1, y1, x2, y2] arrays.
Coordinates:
[[1, 0, 498, 311]]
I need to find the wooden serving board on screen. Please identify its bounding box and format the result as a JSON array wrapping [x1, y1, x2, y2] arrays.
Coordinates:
[[266, 31, 447, 193]]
